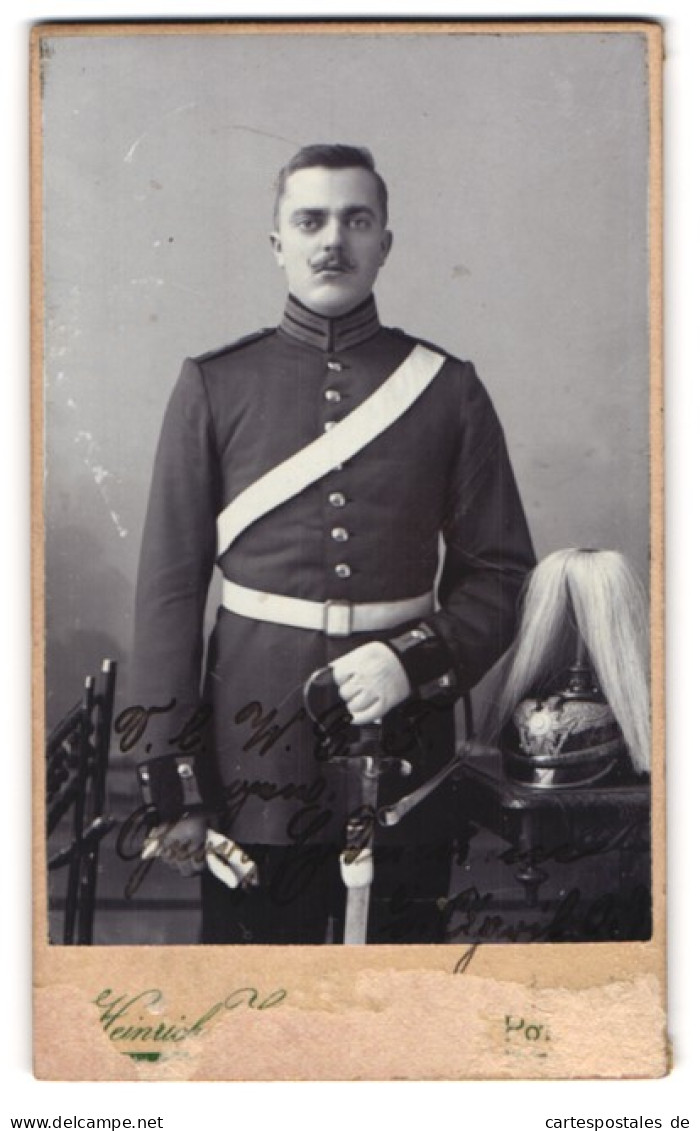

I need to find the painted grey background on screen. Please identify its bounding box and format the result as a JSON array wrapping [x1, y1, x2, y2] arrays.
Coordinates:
[[42, 29, 650, 729]]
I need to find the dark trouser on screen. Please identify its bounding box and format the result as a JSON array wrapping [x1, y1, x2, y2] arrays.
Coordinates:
[[201, 842, 453, 944]]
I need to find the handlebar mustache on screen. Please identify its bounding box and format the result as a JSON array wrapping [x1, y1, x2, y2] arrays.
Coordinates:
[[311, 257, 355, 272]]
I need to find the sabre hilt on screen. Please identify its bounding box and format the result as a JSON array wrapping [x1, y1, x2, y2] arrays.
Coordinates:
[[303, 665, 411, 776]]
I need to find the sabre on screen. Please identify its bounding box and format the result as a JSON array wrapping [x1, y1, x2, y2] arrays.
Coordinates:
[[303, 665, 410, 945], [337, 728, 382, 946], [376, 741, 489, 828]]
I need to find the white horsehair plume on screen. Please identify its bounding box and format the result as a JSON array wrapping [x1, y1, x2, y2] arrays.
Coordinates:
[[485, 548, 650, 773]]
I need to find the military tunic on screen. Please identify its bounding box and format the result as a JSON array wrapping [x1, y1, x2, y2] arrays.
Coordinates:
[[132, 295, 535, 850]]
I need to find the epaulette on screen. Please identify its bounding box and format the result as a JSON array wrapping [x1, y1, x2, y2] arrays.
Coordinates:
[[389, 326, 461, 366], [194, 327, 276, 364]]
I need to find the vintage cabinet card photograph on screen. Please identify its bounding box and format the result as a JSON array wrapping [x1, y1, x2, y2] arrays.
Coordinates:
[[32, 19, 665, 1080]]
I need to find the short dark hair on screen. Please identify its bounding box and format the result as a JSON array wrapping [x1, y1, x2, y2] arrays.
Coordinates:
[[273, 144, 389, 226]]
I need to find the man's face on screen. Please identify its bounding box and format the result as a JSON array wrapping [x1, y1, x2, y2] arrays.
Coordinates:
[[270, 166, 393, 317]]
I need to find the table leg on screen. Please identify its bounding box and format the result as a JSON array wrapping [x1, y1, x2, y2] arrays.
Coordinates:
[[514, 811, 548, 908]]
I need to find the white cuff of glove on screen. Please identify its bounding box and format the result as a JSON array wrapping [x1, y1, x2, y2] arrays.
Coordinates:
[[204, 830, 259, 889]]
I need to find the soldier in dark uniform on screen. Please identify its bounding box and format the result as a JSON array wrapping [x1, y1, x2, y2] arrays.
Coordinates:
[[131, 144, 535, 944]]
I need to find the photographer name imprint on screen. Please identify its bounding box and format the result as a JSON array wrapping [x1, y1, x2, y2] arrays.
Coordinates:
[[93, 985, 287, 1051]]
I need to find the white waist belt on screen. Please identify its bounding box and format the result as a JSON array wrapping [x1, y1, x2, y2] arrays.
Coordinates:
[[221, 578, 433, 638]]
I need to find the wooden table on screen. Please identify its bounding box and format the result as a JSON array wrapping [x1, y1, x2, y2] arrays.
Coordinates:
[[445, 749, 651, 930]]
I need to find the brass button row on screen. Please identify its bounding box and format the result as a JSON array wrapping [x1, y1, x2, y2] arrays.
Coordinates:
[[326, 373, 349, 574]]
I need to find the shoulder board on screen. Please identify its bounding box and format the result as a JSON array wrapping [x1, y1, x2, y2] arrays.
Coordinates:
[[389, 327, 461, 366], [194, 327, 276, 364]]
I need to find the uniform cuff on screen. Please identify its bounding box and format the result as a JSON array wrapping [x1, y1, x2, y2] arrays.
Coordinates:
[[385, 621, 458, 700], [136, 754, 207, 824]]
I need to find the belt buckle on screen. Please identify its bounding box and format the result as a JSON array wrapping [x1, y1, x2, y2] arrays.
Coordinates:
[[323, 599, 353, 637]]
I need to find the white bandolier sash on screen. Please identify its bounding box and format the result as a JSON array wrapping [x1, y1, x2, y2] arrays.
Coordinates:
[[216, 344, 445, 557], [217, 343, 445, 636]]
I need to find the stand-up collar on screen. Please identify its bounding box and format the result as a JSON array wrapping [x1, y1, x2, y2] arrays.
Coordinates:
[[279, 294, 381, 353]]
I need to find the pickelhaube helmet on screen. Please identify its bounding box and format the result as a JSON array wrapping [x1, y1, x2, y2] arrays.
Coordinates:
[[503, 653, 626, 788], [491, 548, 650, 785]]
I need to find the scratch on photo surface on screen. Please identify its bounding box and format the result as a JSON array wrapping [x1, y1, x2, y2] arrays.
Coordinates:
[[168, 280, 205, 297], [74, 430, 128, 539], [124, 103, 197, 164], [130, 277, 165, 287], [109, 511, 128, 539], [211, 124, 298, 146]]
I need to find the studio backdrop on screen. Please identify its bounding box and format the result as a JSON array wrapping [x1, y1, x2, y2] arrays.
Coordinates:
[[42, 28, 651, 728]]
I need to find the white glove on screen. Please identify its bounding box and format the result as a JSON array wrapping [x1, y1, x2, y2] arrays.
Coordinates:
[[331, 641, 410, 725]]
